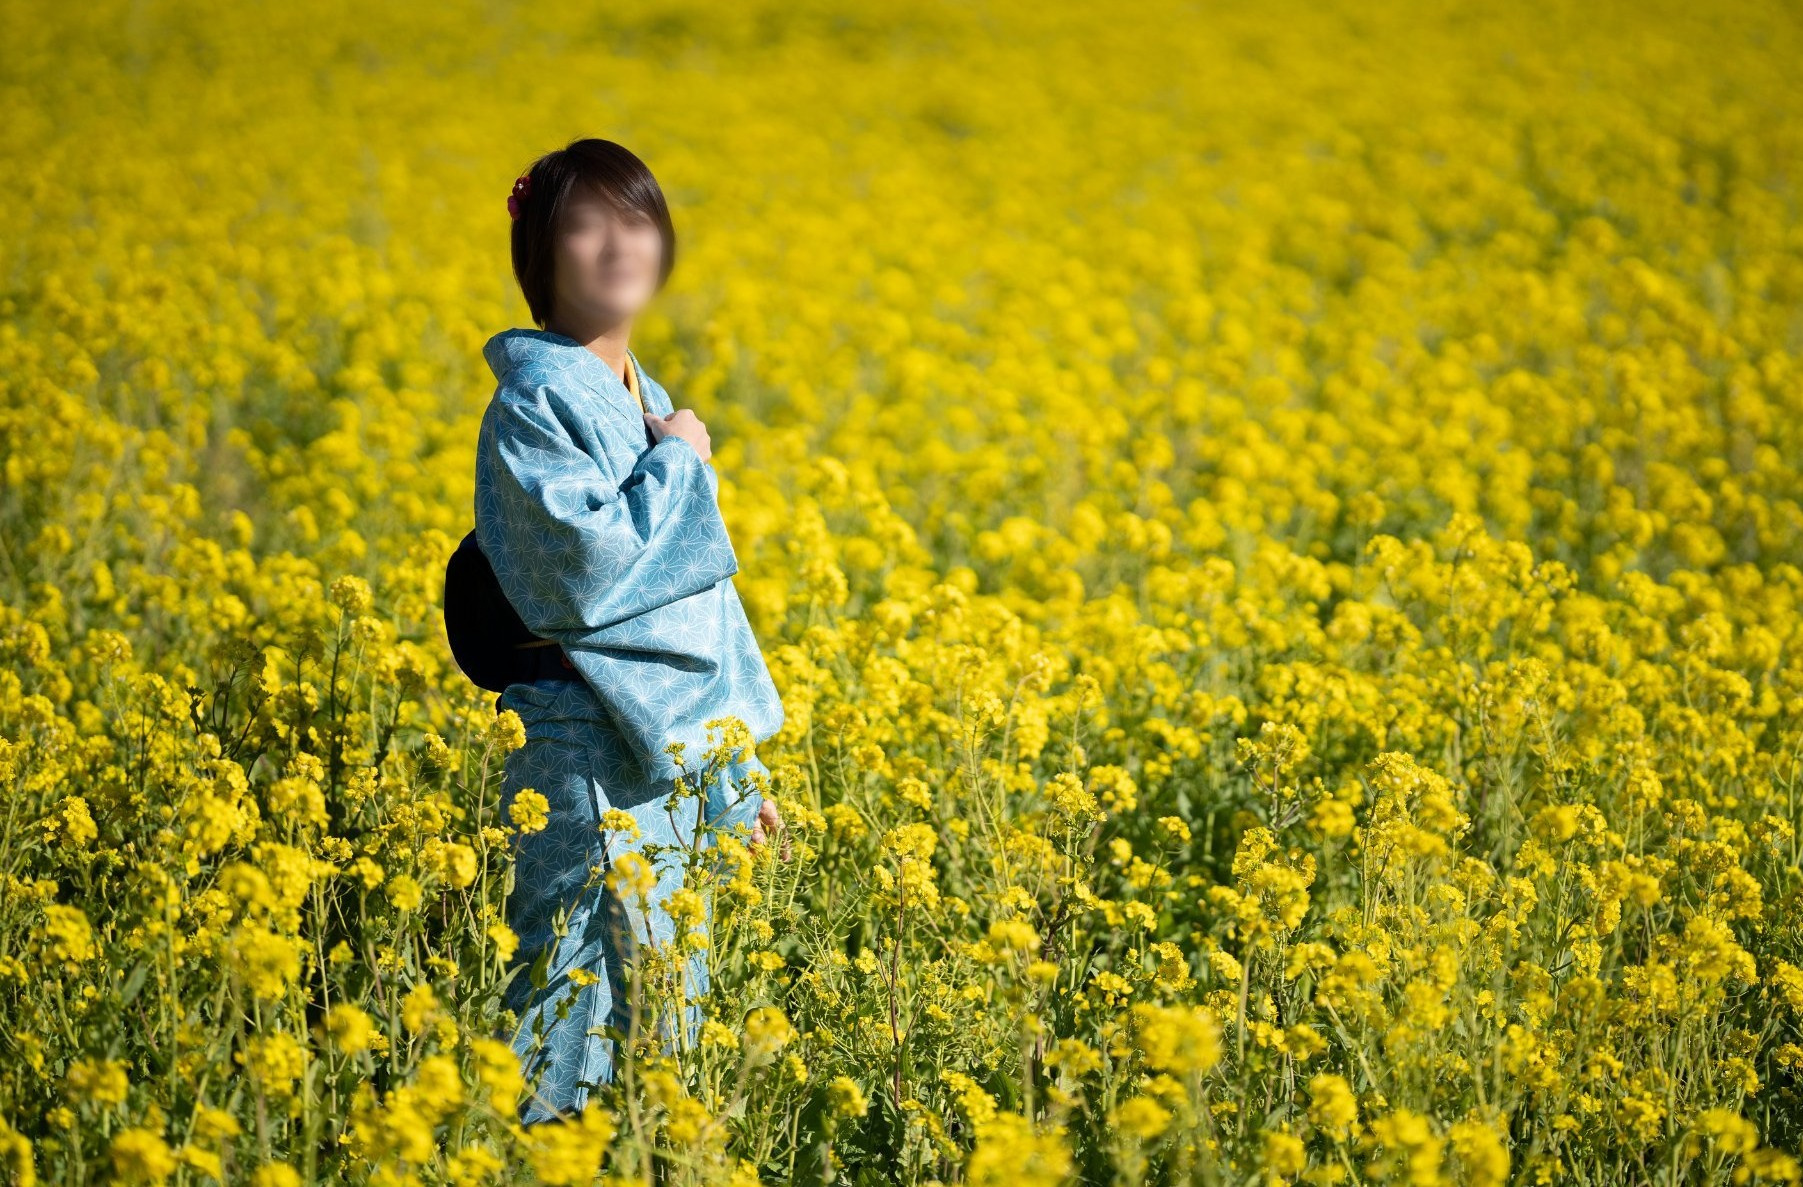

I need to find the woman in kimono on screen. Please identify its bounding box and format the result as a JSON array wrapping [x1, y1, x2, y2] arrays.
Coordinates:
[[474, 137, 785, 1125]]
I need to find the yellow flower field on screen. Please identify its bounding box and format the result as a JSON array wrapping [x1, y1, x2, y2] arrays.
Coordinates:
[[3, 0, 1803, 1182]]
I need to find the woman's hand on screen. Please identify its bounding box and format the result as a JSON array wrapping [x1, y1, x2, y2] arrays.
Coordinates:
[[748, 797, 790, 860], [644, 408, 712, 462]]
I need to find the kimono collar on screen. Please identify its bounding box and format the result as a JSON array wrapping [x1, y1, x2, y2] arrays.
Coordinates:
[[484, 327, 648, 418]]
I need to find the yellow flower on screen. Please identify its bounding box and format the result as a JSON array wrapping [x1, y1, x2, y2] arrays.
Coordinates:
[[827, 1075, 868, 1119], [1132, 1003, 1222, 1076], [666, 887, 707, 940], [110, 1129, 177, 1185], [1307, 1074, 1359, 1139], [1363, 1110, 1443, 1185], [423, 839, 478, 888], [883, 822, 938, 860], [329, 574, 374, 616], [489, 710, 527, 753], [470, 1037, 524, 1102], [41, 796, 97, 849], [1768, 961, 1803, 1013], [597, 807, 640, 838], [1690, 1108, 1759, 1157], [524, 1105, 614, 1186], [324, 1003, 375, 1054], [41, 904, 93, 966], [966, 1114, 1071, 1187], [985, 917, 1041, 957], [742, 1006, 797, 1063], [0, 1119, 34, 1187], [1044, 771, 1102, 823], [238, 1031, 308, 1099], [191, 1109, 241, 1145], [386, 874, 424, 912], [1446, 1118, 1510, 1187], [606, 852, 658, 901], [65, 1058, 129, 1106], [487, 921, 519, 961], [509, 789, 550, 834], [250, 1163, 302, 1187], [228, 928, 301, 1002], [400, 984, 440, 1034], [1261, 1130, 1307, 1182], [1112, 1095, 1173, 1141]]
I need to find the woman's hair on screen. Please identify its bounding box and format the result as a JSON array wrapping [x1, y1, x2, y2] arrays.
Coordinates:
[[509, 137, 677, 327]]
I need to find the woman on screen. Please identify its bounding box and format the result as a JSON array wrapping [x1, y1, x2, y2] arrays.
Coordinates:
[[474, 137, 785, 1125]]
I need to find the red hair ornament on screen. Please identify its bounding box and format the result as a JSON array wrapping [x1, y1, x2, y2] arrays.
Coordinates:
[[507, 172, 533, 221]]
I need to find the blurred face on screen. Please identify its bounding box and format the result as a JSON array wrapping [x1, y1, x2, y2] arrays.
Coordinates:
[[550, 184, 664, 328]]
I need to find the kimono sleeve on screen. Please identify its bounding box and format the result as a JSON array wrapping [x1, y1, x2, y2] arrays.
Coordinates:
[[475, 387, 739, 636]]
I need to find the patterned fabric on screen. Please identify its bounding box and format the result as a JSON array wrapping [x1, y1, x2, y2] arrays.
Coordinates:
[[474, 327, 785, 1123]]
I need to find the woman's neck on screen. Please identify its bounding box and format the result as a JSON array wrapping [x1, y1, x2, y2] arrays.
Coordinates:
[[546, 313, 633, 383]]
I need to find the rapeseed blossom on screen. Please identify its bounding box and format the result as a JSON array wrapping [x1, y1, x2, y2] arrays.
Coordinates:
[[2, 0, 1802, 1182]]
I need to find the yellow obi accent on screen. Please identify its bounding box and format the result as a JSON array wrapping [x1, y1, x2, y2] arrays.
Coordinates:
[[624, 354, 645, 415]]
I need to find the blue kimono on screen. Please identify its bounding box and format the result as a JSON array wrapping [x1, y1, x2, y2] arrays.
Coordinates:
[[474, 327, 785, 1124]]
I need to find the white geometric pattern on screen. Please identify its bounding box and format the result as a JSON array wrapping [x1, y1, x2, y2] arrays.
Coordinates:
[[473, 328, 784, 1123]]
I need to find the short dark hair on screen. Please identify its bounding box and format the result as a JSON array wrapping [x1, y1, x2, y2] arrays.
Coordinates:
[[508, 138, 677, 328]]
